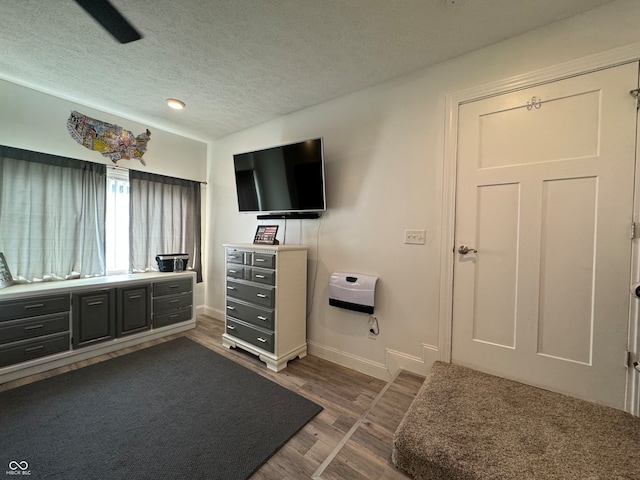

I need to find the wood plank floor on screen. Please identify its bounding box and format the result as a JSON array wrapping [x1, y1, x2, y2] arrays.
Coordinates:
[[0, 315, 424, 479]]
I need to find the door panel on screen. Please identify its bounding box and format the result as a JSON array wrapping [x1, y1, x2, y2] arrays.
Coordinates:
[[473, 183, 519, 348], [452, 62, 638, 409], [538, 177, 596, 365]]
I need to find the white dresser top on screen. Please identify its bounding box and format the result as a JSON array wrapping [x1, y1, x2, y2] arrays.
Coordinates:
[[0, 271, 196, 300]]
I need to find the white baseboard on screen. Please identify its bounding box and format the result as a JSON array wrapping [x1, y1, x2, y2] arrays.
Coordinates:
[[200, 305, 438, 381], [386, 344, 439, 378], [307, 340, 440, 382], [199, 305, 223, 320], [307, 340, 391, 381]]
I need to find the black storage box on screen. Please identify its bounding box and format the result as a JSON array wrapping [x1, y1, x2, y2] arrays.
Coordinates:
[[156, 253, 189, 272]]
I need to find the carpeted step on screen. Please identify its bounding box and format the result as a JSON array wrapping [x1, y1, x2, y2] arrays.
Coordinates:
[[392, 361, 640, 480]]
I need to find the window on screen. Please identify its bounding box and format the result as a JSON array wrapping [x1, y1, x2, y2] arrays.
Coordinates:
[[0, 145, 201, 283], [0, 146, 106, 282], [129, 171, 202, 282], [105, 167, 130, 275]]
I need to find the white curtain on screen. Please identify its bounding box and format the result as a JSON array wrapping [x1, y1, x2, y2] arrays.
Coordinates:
[[129, 171, 202, 282], [0, 146, 106, 282]]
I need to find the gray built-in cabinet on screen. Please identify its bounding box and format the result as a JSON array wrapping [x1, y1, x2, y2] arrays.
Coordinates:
[[0, 294, 71, 368], [72, 289, 116, 348], [117, 284, 152, 337], [0, 272, 196, 383], [223, 244, 308, 372]]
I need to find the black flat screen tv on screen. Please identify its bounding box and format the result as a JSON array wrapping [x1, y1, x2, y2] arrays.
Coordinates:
[[233, 137, 326, 217]]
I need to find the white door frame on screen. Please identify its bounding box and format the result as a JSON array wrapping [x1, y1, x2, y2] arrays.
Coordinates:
[[438, 42, 640, 415]]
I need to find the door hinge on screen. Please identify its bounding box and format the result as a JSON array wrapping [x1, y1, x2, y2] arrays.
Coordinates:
[[630, 88, 640, 109], [631, 222, 637, 239]]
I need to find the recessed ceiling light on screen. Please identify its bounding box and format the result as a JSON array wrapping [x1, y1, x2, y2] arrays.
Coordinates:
[[166, 98, 185, 110]]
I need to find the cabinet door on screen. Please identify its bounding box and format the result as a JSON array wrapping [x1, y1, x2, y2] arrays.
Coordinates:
[[72, 290, 116, 348], [117, 285, 151, 336]]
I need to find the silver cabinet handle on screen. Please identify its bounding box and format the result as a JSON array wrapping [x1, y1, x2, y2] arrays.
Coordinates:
[[256, 293, 267, 298], [88, 300, 103, 306], [24, 303, 45, 310], [255, 274, 265, 279], [257, 337, 267, 343], [257, 315, 267, 321], [128, 294, 142, 300], [25, 345, 45, 353], [255, 258, 265, 262], [228, 269, 237, 273], [24, 324, 44, 331], [227, 325, 235, 330], [226, 286, 235, 290], [226, 306, 235, 310], [458, 245, 478, 254]]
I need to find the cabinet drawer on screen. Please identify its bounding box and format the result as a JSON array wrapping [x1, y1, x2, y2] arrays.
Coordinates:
[[226, 280, 274, 308], [226, 318, 274, 353], [0, 333, 70, 367], [153, 291, 192, 312], [153, 278, 192, 297], [252, 253, 275, 269], [226, 265, 247, 280], [226, 299, 274, 330], [154, 306, 192, 328], [0, 295, 70, 322], [226, 250, 245, 265], [0, 312, 69, 345], [250, 267, 275, 286]]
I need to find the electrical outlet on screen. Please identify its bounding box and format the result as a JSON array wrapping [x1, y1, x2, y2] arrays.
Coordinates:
[[404, 229, 426, 245]]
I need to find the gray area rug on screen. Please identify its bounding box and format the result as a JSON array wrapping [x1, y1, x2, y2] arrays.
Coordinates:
[[392, 361, 640, 480], [0, 337, 322, 480]]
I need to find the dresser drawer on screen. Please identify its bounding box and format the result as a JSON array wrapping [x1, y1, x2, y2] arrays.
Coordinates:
[[0, 295, 70, 322], [226, 280, 274, 308], [252, 253, 275, 269], [153, 278, 192, 297], [226, 250, 246, 265], [226, 299, 274, 330], [250, 267, 275, 286], [0, 333, 70, 367], [154, 306, 192, 328], [0, 312, 69, 345], [226, 265, 247, 280], [226, 318, 274, 353], [153, 291, 192, 312]]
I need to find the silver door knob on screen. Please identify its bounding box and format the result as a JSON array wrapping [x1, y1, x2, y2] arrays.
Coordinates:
[[458, 245, 477, 254]]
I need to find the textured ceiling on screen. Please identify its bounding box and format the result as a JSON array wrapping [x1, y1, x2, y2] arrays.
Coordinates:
[[0, 0, 617, 141]]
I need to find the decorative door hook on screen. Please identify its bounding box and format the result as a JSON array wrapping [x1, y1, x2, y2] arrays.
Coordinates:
[[526, 96, 542, 111]]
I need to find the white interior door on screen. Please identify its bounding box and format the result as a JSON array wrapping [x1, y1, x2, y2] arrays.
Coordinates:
[[452, 62, 639, 409]]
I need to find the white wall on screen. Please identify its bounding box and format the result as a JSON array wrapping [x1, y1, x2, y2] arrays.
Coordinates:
[[0, 80, 209, 306], [0, 80, 207, 181], [206, 0, 640, 379]]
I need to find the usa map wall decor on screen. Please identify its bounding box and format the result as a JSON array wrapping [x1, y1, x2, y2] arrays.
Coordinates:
[[67, 111, 151, 165]]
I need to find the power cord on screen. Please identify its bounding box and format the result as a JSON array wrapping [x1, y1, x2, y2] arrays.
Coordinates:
[[306, 214, 324, 318]]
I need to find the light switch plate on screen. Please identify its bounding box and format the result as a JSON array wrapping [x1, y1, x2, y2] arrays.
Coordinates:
[[404, 229, 426, 245]]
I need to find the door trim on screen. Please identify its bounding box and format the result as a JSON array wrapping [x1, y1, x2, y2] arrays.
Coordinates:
[[438, 41, 640, 414]]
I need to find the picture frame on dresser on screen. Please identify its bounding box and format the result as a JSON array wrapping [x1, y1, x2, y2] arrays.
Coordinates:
[[253, 225, 279, 245], [0, 252, 14, 289]]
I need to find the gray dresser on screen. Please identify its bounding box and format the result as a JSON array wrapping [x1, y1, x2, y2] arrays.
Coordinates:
[[222, 244, 307, 371]]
